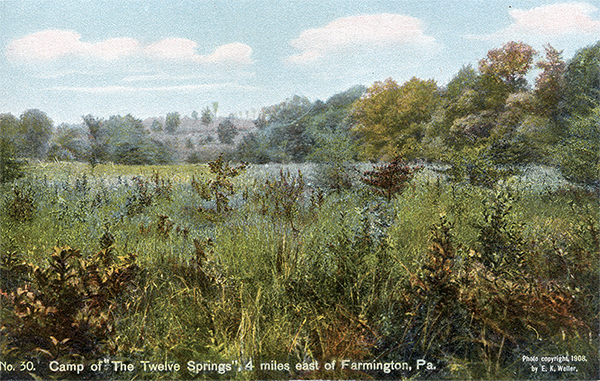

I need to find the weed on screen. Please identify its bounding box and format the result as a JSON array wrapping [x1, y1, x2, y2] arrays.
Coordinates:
[[192, 154, 248, 214], [254, 169, 307, 233], [362, 156, 421, 202], [0, 245, 138, 368], [7, 186, 36, 222]]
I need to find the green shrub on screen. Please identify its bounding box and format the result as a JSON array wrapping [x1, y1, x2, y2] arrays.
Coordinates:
[[191, 154, 248, 214]]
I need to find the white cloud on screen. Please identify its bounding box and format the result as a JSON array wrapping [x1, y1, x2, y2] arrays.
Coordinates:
[[90, 38, 140, 60], [205, 43, 253, 65], [145, 38, 198, 60], [6, 30, 253, 65], [466, 2, 600, 40], [5, 30, 140, 61], [286, 14, 436, 64]]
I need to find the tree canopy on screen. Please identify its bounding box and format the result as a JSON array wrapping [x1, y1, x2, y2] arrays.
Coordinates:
[[352, 77, 439, 160]]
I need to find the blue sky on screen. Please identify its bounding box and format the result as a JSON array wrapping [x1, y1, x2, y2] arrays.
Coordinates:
[[1, 0, 599, 125]]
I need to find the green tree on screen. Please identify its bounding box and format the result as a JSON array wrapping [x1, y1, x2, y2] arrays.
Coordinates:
[[217, 118, 238, 144], [165, 112, 181, 133], [562, 41, 600, 117], [251, 95, 314, 162], [255, 95, 312, 130], [18, 109, 53, 158], [0, 113, 24, 183], [47, 123, 86, 161], [535, 44, 566, 117], [201, 107, 213, 126], [235, 133, 270, 163], [83, 115, 108, 168], [352, 77, 439, 160], [105, 114, 171, 165], [558, 108, 600, 186], [150, 119, 163, 132], [191, 110, 199, 120], [445, 64, 478, 101]]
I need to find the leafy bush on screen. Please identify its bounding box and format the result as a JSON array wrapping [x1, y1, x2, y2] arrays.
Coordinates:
[[252, 169, 306, 231], [6, 186, 36, 222], [559, 108, 600, 187], [0, 245, 138, 370], [0, 138, 25, 184], [362, 156, 421, 202], [444, 147, 518, 188], [191, 154, 248, 214]]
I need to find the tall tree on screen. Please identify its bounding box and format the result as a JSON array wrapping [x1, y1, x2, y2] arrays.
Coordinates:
[[217, 118, 238, 144], [18, 109, 53, 158], [562, 41, 600, 117], [165, 112, 181, 133], [201, 107, 213, 126], [478, 41, 537, 90], [47, 123, 86, 161], [150, 119, 163, 132], [83, 115, 108, 168], [535, 44, 566, 117], [352, 77, 439, 159]]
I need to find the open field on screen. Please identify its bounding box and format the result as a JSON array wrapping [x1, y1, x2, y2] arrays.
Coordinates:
[[1, 161, 598, 380]]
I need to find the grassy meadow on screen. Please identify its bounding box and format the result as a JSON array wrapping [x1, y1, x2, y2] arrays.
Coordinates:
[[1, 160, 598, 380]]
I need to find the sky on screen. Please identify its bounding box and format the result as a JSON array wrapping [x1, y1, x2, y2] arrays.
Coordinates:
[[1, 0, 599, 125]]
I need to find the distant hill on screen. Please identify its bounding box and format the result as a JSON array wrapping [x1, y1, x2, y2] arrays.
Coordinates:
[[142, 116, 257, 162]]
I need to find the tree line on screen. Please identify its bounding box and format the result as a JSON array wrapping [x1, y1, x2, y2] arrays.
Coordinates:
[[236, 41, 599, 187], [1, 41, 598, 186]]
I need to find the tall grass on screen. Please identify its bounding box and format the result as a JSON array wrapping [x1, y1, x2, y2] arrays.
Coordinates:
[[1, 161, 598, 380]]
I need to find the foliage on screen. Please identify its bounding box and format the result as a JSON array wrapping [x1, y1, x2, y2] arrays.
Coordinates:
[[125, 172, 172, 216], [6, 186, 36, 222], [0, 135, 25, 184], [47, 124, 87, 161], [217, 118, 238, 144], [16, 109, 54, 159], [558, 108, 600, 186], [535, 44, 566, 117], [150, 119, 163, 132], [0, 245, 138, 371], [201, 106, 213, 126], [191, 154, 248, 214], [1, 39, 599, 381], [444, 147, 517, 188], [83, 115, 109, 168], [352, 77, 439, 160], [562, 41, 600, 117], [235, 133, 271, 164], [478, 41, 537, 90], [444, 64, 478, 101], [84, 114, 172, 166], [238, 88, 364, 164], [252, 169, 309, 232], [0, 161, 597, 380], [362, 156, 420, 202], [255, 95, 312, 130], [165, 111, 181, 133]]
